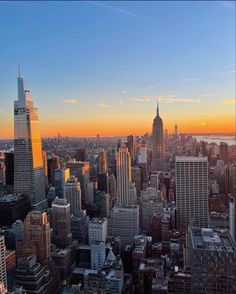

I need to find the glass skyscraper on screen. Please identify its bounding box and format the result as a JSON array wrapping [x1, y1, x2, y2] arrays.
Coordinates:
[[14, 69, 47, 210]]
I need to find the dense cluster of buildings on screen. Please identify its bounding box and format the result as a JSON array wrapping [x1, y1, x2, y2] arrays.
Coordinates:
[[0, 73, 235, 293]]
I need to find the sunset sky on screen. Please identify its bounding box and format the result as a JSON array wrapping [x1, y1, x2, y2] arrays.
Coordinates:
[[0, 1, 235, 138]]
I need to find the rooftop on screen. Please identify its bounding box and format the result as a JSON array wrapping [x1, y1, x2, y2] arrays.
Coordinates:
[[190, 227, 236, 252]]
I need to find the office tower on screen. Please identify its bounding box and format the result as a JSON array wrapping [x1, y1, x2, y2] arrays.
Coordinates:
[[138, 142, 147, 164], [47, 155, 60, 185], [0, 235, 7, 289], [140, 192, 164, 232], [111, 205, 139, 248], [65, 176, 81, 217], [88, 217, 107, 245], [12, 220, 24, 241], [98, 150, 108, 174], [185, 227, 236, 293], [4, 152, 14, 193], [15, 255, 54, 294], [85, 181, 94, 206], [174, 124, 178, 139], [220, 142, 228, 163], [16, 211, 51, 264], [175, 156, 208, 229], [152, 100, 164, 171], [76, 148, 86, 162], [52, 198, 72, 248], [127, 135, 137, 164], [128, 182, 137, 205], [131, 166, 141, 195], [108, 174, 116, 198], [66, 161, 90, 202], [97, 173, 108, 192], [14, 70, 47, 210], [0, 194, 30, 226], [71, 210, 89, 243], [84, 270, 106, 293], [91, 242, 106, 270], [42, 151, 48, 186], [150, 172, 159, 189], [54, 168, 70, 198], [116, 144, 131, 204]]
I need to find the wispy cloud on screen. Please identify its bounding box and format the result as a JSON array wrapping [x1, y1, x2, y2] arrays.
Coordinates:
[[121, 90, 128, 94], [158, 96, 201, 104], [202, 94, 213, 97], [223, 98, 235, 105], [129, 96, 150, 102], [88, 1, 139, 17], [218, 1, 235, 8], [63, 99, 78, 105], [97, 103, 111, 108], [181, 78, 198, 82]]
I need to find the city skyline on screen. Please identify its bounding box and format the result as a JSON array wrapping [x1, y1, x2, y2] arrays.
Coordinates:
[[0, 1, 235, 138]]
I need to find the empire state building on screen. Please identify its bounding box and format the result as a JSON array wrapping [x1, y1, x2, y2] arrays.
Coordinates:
[[14, 68, 47, 210], [152, 100, 164, 171]]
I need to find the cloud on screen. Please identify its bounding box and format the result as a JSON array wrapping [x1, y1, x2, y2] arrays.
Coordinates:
[[129, 96, 150, 101], [218, 1, 235, 8], [181, 78, 198, 82], [158, 96, 201, 104], [88, 1, 139, 17], [121, 90, 128, 94], [202, 94, 213, 97], [223, 99, 235, 105], [63, 99, 78, 105], [97, 103, 111, 108], [120, 99, 124, 105]]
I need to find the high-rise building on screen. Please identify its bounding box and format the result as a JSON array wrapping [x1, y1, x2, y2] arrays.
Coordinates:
[[116, 144, 131, 205], [14, 69, 47, 210], [110, 205, 139, 248], [220, 142, 228, 163], [185, 227, 236, 293], [16, 211, 51, 264], [127, 135, 137, 164], [91, 242, 106, 270], [15, 255, 55, 294], [0, 235, 7, 289], [54, 168, 70, 198], [98, 150, 108, 174], [76, 148, 86, 162], [175, 156, 208, 229], [88, 217, 107, 245], [152, 100, 164, 171], [65, 176, 81, 217], [4, 152, 14, 193], [52, 198, 72, 248]]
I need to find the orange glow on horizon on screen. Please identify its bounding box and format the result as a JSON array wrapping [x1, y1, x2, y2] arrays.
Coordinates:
[[1, 116, 235, 139]]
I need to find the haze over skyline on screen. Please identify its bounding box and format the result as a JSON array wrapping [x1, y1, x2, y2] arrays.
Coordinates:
[[0, 1, 235, 138]]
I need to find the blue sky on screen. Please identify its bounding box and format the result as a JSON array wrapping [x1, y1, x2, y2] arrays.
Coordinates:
[[0, 1, 235, 137]]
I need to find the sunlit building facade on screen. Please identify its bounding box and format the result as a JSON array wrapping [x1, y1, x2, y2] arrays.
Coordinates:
[[14, 70, 47, 210]]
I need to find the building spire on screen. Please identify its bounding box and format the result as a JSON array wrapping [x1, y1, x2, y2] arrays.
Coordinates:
[[156, 98, 159, 117], [18, 63, 21, 78]]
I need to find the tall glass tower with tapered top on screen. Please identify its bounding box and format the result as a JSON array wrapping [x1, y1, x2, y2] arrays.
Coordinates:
[[14, 67, 47, 210], [152, 99, 164, 171]]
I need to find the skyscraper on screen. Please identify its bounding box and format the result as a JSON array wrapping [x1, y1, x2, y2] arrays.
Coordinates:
[[98, 150, 108, 174], [16, 211, 51, 264], [175, 156, 208, 229], [152, 100, 164, 171], [65, 176, 82, 216], [0, 235, 7, 289], [116, 144, 131, 205], [14, 68, 47, 210], [52, 198, 72, 248]]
